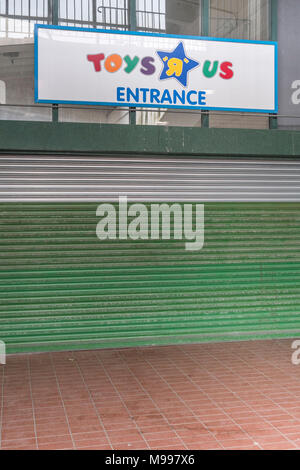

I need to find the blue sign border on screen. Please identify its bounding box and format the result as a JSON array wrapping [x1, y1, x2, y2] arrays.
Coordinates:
[[34, 24, 278, 114]]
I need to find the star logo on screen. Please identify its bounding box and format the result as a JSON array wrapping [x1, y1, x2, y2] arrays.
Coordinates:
[[156, 42, 199, 87]]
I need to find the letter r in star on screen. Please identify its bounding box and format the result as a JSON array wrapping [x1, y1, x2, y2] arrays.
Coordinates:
[[156, 42, 199, 87]]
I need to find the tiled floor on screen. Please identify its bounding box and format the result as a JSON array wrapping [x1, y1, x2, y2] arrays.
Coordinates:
[[1, 339, 300, 450]]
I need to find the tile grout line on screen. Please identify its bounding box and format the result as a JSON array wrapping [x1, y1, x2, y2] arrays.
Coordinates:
[[188, 347, 298, 449], [204, 348, 300, 435], [183, 347, 286, 444], [95, 352, 150, 449], [0, 365, 5, 448], [49, 353, 76, 450], [2, 342, 299, 451], [72, 351, 114, 450], [142, 355, 226, 449], [27, 356, 38, 449], [166, 348, 264, 449], [115, 351, 189, 450], [230, 355, 300, 407], [242, 344, 300, 404], [221, 346, 300, 444]]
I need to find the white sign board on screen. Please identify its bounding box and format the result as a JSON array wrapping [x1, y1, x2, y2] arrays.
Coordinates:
[[35, 25, 277, 113]]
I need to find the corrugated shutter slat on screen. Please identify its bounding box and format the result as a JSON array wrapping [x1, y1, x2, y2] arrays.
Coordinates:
[[1, 155, 300, 352]]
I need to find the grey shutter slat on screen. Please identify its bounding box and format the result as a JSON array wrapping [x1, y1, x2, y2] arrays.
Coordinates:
[[1, 155, 300, 201]]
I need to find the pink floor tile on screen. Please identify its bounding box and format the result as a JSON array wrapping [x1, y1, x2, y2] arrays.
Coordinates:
[[1, 339, 300, 450]]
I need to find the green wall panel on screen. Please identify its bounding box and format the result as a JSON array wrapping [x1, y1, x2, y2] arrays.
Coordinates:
[[2, 121, 300, 157], [1, 202, 300, 353]]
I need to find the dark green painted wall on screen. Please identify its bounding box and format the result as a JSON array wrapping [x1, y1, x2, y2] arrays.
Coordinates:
[[1, 120, 300, 157]]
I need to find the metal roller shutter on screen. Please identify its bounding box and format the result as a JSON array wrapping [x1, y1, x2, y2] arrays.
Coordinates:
[[1, 155, 300, 353], [2, 155, 300, 202]]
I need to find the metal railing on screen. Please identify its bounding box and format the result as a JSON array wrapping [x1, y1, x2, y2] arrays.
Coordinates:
[[0, 0, 50, 38], [136, 0, 165, 33], [58, 0, 129, 30]]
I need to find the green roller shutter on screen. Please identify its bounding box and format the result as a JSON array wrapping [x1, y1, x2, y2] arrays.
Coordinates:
[[1, 201, 300, 354]]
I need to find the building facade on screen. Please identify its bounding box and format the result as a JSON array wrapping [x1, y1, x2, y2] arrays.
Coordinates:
[[1, 0, 300, 354]]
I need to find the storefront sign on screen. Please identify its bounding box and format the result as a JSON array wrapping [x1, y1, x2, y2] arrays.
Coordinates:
[[35, 25, 277, 113]]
